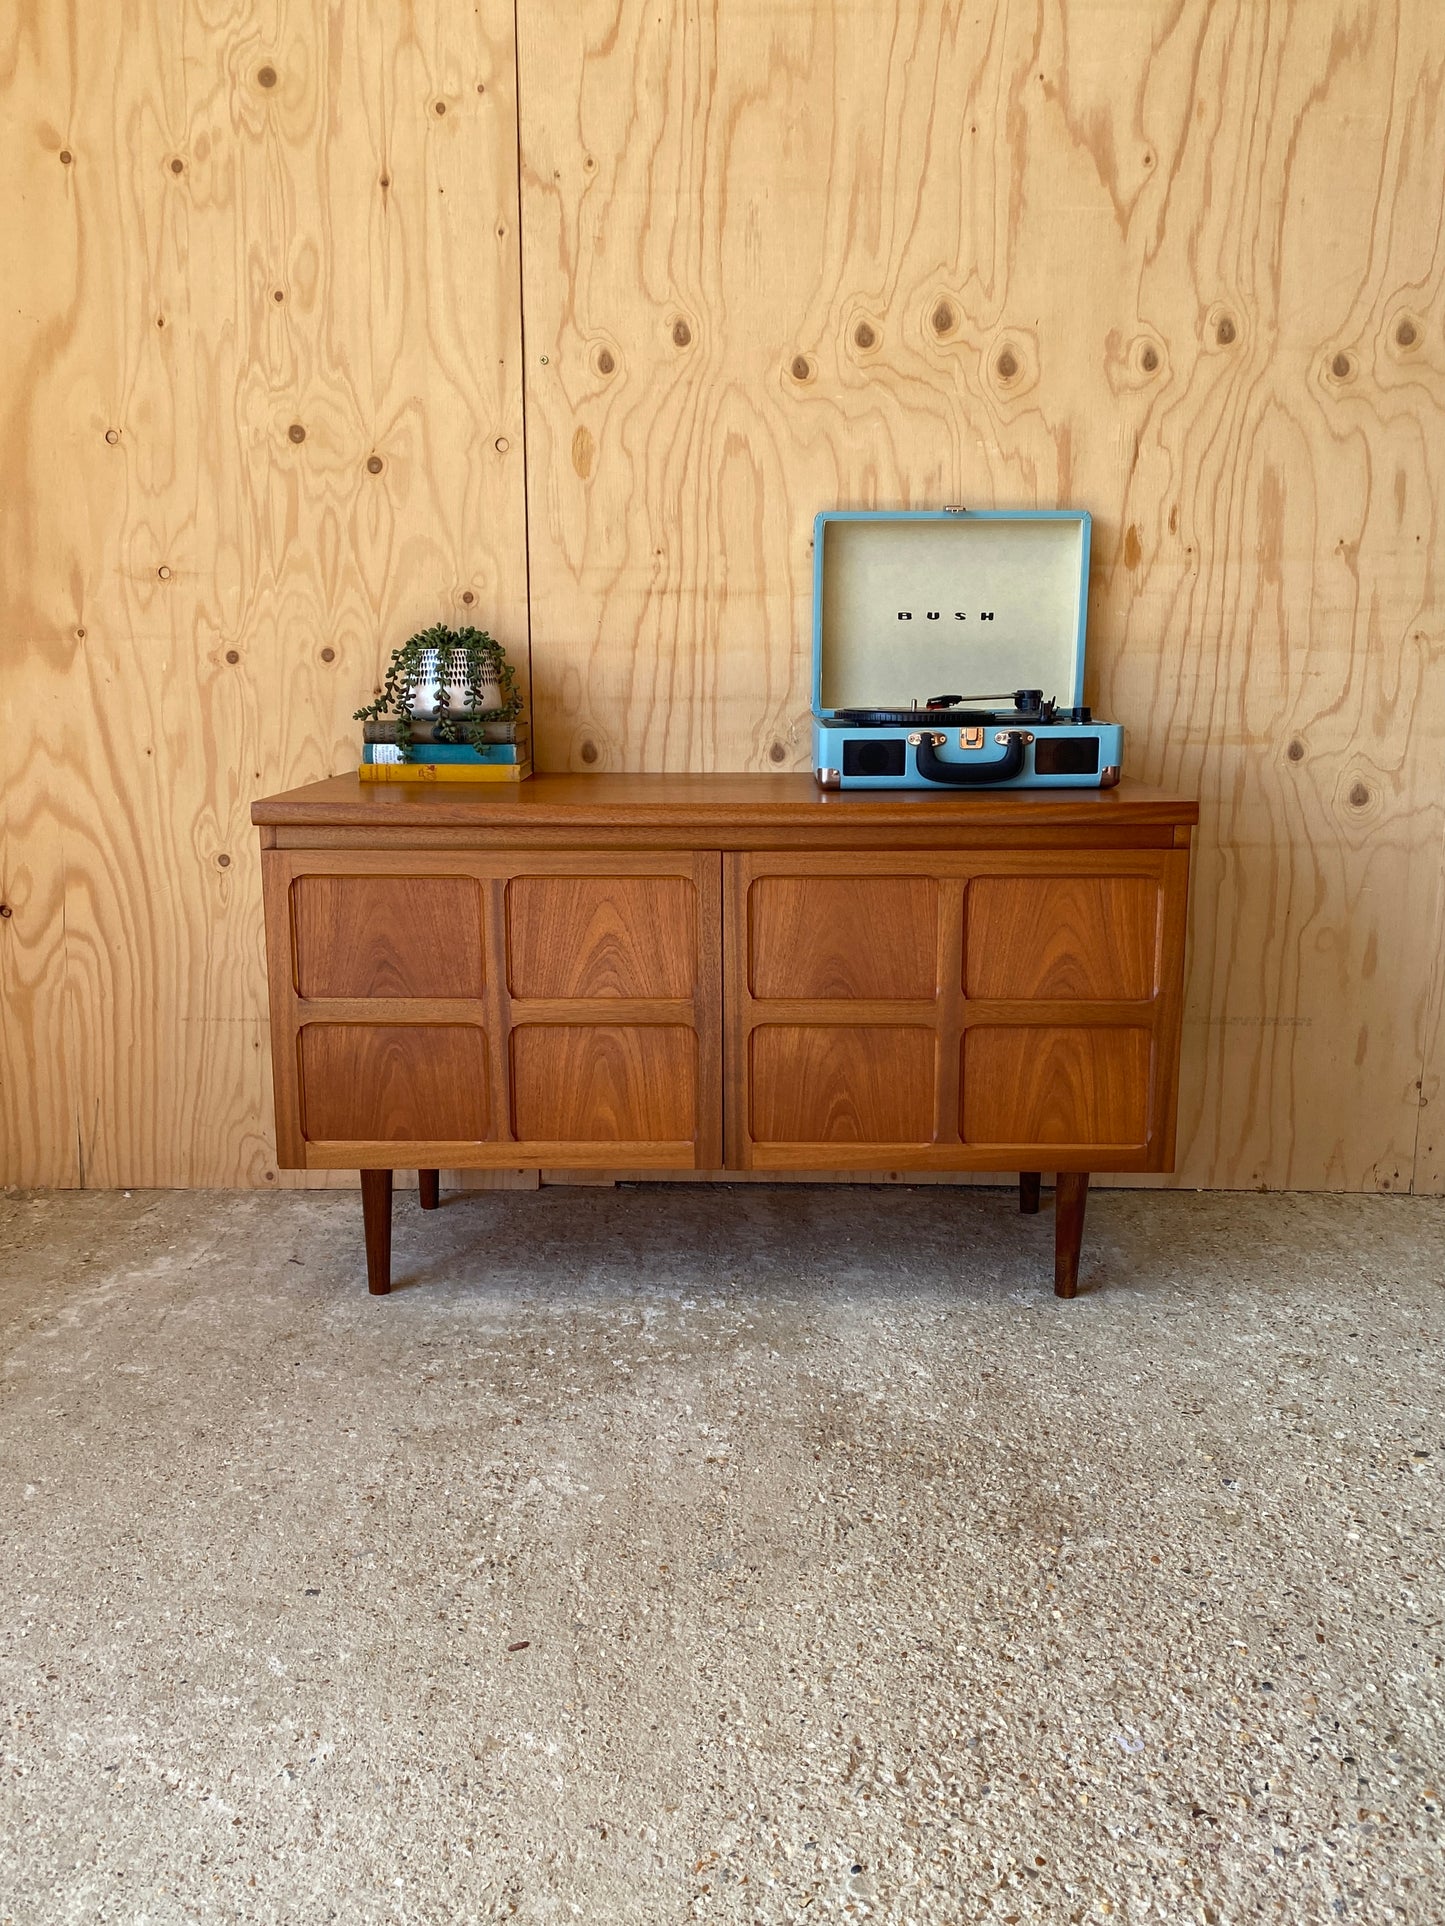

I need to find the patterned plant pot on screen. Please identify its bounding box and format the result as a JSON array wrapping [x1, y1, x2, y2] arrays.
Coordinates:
[[407, 647, 502, 718]]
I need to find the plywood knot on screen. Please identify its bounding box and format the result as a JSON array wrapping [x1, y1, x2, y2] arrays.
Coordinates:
[[988, 332, 1035, 392]]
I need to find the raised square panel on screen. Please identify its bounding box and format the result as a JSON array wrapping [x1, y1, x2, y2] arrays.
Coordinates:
[[299, 1024, 489, 1141], [292, 876, 483, 998], [750, 1026, 936, 1143], [507, 877, 696, 998], [962, 1027, 1151, 1146], [748, 878, 937, 999], [965, 876, 1159, 1000], [511, 1026, 697, 1140]]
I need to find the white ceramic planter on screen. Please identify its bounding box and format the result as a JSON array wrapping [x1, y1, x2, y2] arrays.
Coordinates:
[[408, 647, 502, 718]]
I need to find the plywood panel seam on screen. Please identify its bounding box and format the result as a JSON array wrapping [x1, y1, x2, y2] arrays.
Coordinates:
[[509, 0, 538, 736]]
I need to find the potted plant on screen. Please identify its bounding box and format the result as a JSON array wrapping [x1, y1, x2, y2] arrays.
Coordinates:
[[353, 623, 523, 760]]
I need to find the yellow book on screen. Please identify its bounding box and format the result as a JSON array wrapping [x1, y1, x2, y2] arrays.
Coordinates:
[[357, 759, 533, 784]]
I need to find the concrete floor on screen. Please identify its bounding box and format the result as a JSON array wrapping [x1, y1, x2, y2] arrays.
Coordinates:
[[0, 1185, 1442, 1925]]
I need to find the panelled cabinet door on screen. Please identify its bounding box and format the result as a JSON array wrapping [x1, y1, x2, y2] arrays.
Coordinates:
[[725, 851, 1189, 1173], [262, 852, 722, 1169]]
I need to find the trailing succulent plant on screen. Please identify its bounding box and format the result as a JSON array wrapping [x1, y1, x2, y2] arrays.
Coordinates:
[[353, 623, 523, 760]]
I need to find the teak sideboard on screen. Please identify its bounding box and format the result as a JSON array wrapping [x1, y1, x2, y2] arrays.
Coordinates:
[[253, 774, 1198, 1297]]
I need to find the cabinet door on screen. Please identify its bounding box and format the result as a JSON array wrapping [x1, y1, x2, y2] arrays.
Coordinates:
[[263, 851, 721, 1169], [725, 851, 1189, 1173]]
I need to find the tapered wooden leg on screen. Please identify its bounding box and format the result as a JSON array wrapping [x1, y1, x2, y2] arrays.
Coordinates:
[[361, 1169, 393, 1295], [418, 1168, 440, 1210], [1019, 1171, 1041, 1214], [1054, 1172, 1089, 1298]]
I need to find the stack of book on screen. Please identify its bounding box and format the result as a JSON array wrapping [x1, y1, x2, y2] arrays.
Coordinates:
[[359, 718, 531, 784]]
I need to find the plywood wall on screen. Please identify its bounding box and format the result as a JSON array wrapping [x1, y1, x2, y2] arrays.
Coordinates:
[[3, 0, 1443, 1193], [517, 0, 1445, 1196], [0, 0, 530, 1186]]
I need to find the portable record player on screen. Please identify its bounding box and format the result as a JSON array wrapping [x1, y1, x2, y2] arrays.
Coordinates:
[[811, 508, 1122, 789]]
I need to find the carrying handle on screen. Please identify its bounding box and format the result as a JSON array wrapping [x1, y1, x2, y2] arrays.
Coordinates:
[[911, 730, 1027, 787]]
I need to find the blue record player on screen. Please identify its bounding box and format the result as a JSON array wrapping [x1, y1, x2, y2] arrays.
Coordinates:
[[811, 508, 1122, 789]]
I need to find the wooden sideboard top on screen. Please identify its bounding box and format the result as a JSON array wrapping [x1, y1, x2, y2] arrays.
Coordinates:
[[253, 771, 1199, 833]]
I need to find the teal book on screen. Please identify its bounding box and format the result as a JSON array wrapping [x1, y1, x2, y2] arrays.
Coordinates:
[[362, 742, 523, 766]]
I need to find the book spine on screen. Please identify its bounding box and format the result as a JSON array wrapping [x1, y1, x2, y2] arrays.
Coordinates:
[[356, 760, 533, 784], [363, 743, 523, 764], [362, 718, 528, 745]]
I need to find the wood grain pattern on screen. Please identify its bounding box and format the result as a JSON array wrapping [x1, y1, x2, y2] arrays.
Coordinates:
[[292, 876, 484, 998], [1, 0, 528, 1186], [965, 875, 1159, 1001], [253, 773, 1198, 835], [506, 875, 696, 997], [0, 656, 80, 1182], [748, 877, 938, 999], [750, 1026, 937, 1146], [515, 0, 1445, 1195], [263, 846, 722, 1167], [962, 1027, 1152, 1149], [8, 0, 1444, 1195], [511, 1025, 697, 1142], [728, 845, 1189, 1170], [299, 1024, 490, 1143], [262, 823, 1186, 1176]]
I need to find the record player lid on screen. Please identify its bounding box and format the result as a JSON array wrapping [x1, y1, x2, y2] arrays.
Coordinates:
[[812, 509, 1090, 716]]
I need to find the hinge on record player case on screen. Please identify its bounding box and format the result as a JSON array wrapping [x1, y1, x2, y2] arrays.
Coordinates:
[[943, 504, 968, 514]]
